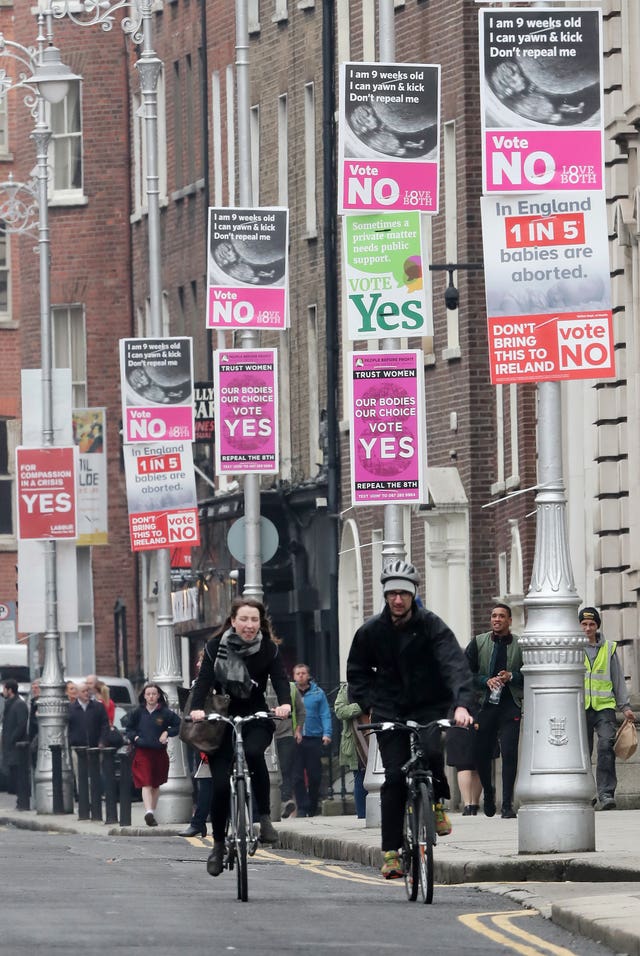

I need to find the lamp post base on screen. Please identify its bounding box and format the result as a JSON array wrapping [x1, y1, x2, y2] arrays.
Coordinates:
[[518, 802, 595, 854]]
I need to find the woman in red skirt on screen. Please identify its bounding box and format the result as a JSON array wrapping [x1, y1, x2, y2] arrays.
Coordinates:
[[126, 683, 181, 826]]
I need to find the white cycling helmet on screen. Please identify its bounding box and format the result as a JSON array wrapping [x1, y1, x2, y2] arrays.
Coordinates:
[[380, 560, 420, 597]]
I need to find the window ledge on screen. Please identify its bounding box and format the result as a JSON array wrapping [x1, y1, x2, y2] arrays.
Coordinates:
[[49, 193, 88, 208], [0, 320, 19, 330], [506, 474, 521, 491], [171, 181, 203, 202], [272, 14, 289, 23], [304, 229, 318, 241], [298, 0, 315, 8], [442, 346, 462, 361], [339, 418, 350, 434], [490, 480, 506, 496], [424, 352, 436, 367], [0, 536, 17, 551]]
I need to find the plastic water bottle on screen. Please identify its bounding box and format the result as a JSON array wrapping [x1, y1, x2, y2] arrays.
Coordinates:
[[488, 683, 503, 705]]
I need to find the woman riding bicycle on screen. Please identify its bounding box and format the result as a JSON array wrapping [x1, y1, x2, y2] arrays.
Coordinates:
[[189, 598, 292, 877], [347, 561, 475, 880]]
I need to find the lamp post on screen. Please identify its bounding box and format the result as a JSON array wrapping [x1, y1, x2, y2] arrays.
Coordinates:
[[0, 13, 79, 813], [50, 0, 191, 819], [515, 381, 595, 852]]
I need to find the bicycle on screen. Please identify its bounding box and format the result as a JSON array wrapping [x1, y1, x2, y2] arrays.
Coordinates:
[[361, 718, 454, 904], [184, 710, 279, 902]]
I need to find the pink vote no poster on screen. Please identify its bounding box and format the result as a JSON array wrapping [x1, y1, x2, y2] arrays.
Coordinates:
[[214, 349, 279, 474], [349, 350, 426, 505]]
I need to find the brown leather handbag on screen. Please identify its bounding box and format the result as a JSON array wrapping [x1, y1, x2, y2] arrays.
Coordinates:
[[179, 689, 230, 754]]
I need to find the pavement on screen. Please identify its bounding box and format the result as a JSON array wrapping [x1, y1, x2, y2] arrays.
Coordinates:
[[3, 793, 640, 956]]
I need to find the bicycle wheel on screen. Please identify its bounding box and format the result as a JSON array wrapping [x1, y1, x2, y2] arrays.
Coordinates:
[[235, 776, 249, 902], [402, 792, 419, 901], [417, 782, 435, 904]]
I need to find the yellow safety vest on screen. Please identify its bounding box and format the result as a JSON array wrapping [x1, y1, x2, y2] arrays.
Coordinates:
[[584, 640, 617, 710]]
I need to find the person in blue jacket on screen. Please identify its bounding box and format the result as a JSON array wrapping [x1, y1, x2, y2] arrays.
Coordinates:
[[292, 663, 332, 817]]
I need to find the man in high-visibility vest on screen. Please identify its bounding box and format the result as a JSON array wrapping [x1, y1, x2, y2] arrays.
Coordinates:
[[581, 606, 635, 810]]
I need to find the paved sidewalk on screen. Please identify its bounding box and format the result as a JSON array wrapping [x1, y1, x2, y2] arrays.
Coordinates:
[[3, 794, 640, 955]]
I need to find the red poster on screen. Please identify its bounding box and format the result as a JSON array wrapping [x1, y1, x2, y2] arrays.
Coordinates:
[[16, 446, 77, 540]]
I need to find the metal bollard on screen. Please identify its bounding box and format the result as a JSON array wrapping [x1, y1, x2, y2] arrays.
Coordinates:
[[118, 748, 132, 827], [87, 748, 103, 822], [15, 741, 31, 811], [75, 747, 90, 820], [49, 744, 65, 814], [102, 749, 118, 825]]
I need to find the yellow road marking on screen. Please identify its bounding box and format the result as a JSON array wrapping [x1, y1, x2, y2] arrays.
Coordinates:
[[256, 847, 388, 885], [459, 910, 578, 956]]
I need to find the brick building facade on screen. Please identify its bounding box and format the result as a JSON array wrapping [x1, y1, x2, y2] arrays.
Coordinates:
[[7, 1, 636, 695]]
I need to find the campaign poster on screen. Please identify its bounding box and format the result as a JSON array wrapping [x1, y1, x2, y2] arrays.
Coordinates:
[[207, 208, 289, 330], [481, 191, 614, 384], [120, 337, 194, 444], [213, 349, 279, 474], [338, 62, 440, 214], [480, 8, 603, 192], [16, 446, 78, 540], [349, 350, 426, 505], [193, 381, 215, 443], [72, 408, 108, 545], [343, 212, 431, 340], [123, 441, 200, 552]]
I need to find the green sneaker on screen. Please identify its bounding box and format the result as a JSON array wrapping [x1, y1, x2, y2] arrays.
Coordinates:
[[381, 849, 404, 879], [435, 803, 452, 836]]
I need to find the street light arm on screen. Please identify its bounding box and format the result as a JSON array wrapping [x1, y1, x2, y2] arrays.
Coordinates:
[[51, 0, 147, 43]]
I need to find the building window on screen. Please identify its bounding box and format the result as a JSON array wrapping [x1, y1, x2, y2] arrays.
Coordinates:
[[173, 61, 183, 189], [273, 0, 288, 21], [0, 418, 16, 537], [248, 0, 260, 33], [185, 54, 196, 185], [0, 94, 8, 158], [307, 305, 319, 475], [304, 82, 317, 237], [226, 66, 236, 207], [133, 69, 168, 214], [278, 93, 288, 205], [49, 80, 83, 199], [250, 104, 260, 203], [0, 226, 10, 322], [442, 120, 460, 359], [52, 305, 87, 407]]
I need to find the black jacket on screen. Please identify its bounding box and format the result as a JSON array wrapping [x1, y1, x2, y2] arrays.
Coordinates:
[[347, 604, 475, 721], [125, 704, 181, 749], [1, 694, 29, 767], [68, 699, 109, 748], [190, 634, 290, 717]]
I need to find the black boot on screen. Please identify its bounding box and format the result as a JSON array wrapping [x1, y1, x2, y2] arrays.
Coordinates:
[[179, 823, 207, 838], [206, 840, 225, 877]]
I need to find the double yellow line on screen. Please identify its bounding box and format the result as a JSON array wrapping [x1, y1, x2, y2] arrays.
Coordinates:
[[459, 910, 579, 956]]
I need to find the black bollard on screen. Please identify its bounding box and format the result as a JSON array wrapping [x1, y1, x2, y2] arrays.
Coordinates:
[[50, 744, 64, 814], [118, 748, 132, 827], [75, 747, 90, 820], [15, 741, 31, 811], [102, 749, 118, 825], [88, 748, 103, 822]]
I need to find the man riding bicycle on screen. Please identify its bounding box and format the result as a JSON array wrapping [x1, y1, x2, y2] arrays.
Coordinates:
[[347, 561, 475, 879]]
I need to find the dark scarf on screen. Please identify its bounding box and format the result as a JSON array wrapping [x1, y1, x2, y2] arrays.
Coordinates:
[[214, 627, 263, 698]]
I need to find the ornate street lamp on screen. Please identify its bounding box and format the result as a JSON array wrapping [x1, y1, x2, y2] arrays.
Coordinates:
[[0, 14, 79, 813], [516, 382, 595, 852], [50, 0, 191, 820]]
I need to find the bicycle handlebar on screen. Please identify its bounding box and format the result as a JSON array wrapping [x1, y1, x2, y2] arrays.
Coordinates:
[[183, 711, 283, 725], [357, 718, 456, 734]]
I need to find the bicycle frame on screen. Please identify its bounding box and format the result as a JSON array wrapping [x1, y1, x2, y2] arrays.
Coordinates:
[[185, 710, 276, 902], [362, 718, 452, 905]]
